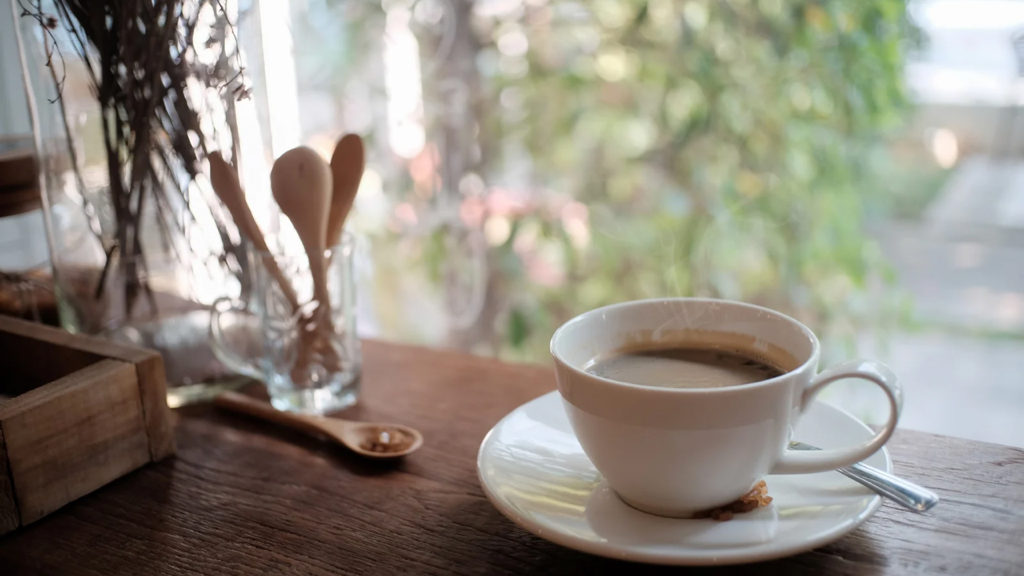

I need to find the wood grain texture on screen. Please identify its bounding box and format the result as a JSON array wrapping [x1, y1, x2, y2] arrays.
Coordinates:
[[0, 360, 151, 524], [0, 315, 153, 361], [0, 424, 19, 534], [132, 351, 176, 461], [0, 328, 102, 397], [0, 184, 42, 218], [0, 340, 1021, 575], [0, 136, 37, 190], [0, 316, 176, 461]]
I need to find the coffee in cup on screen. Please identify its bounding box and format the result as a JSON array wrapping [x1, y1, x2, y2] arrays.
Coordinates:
[[584, 334, 800, 389], [550, 298, 902, 518]]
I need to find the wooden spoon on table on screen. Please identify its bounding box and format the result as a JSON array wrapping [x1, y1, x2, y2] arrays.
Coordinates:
[[326, 134, 365, 253], [214, 391, 423, 459], [208, 152, 300, 311]]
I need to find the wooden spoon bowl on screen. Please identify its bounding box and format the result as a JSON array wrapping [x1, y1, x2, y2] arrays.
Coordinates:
[[214, 391, 423, 459]]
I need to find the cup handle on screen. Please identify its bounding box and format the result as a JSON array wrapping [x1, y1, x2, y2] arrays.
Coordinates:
[[209, 296, 262, 381], [771, 360, 903, 474]]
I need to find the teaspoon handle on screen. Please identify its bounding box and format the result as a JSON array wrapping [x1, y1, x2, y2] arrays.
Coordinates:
[[789, 441, 939, 513], [215, 391, 325, 438], [839, 462, 940, 513]]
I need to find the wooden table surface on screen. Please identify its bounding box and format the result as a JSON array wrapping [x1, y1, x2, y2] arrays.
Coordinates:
[[1, 340, 1022, 575]]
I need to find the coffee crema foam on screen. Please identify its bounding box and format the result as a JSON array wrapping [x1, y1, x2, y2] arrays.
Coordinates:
[[582, 331, 800, 389]]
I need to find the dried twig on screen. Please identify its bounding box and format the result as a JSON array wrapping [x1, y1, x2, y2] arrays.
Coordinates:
[[17, 0, 66, 102], [19, 0, 252, 321]]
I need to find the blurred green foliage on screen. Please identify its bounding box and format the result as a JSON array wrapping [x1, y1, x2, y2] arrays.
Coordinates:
[[466, 0, 920, 362], [315, 0, 923, 363]]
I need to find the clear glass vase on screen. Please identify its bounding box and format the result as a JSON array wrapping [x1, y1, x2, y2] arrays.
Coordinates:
[[13, 0, 252, 406]]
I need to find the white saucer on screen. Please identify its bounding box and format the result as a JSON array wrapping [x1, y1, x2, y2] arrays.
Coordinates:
[[477, 391, 892, 566]]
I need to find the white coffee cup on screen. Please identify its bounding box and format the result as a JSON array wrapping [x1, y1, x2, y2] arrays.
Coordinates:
[[550, 298, 902, 518]]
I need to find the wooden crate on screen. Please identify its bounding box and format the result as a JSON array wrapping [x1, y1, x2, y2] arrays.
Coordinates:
[[0, 316, 175, 536], [0, 136, 41, 217]]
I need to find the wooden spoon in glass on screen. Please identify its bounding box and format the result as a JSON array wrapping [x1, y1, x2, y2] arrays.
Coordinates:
[[270, 146, 342, 374], [326, 133, 365, 252], [209, 152, 300, 311], [270, 146, 333, 310], [214, 391, 424, 459]]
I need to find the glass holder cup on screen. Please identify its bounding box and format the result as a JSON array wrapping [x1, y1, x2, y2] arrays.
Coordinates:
[[210, 233, 361, 414]]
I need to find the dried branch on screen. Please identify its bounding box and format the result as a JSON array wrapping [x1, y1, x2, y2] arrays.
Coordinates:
[[18, 0, 66, 102], [20, 0, 252, 318]]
